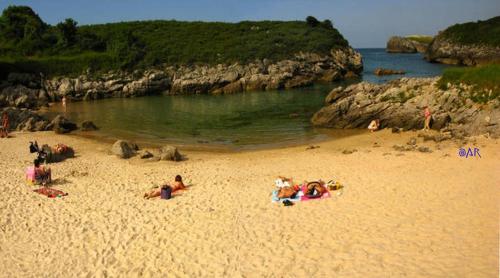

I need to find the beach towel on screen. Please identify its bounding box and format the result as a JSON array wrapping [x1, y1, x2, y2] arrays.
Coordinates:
[[271, 189, 303, 203], [33, 187, 68, 198], [300, 184, 331, 201]]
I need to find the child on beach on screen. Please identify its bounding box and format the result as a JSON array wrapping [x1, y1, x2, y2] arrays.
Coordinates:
[[34, 159, 52, 185], [423, 107, 432, 131], [62, 96, 67, 111], [367, 119, 380, 132], [144, 175, 185, 199]]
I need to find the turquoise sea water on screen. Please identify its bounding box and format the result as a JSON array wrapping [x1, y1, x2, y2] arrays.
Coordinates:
[[46, 49, 449, 150]]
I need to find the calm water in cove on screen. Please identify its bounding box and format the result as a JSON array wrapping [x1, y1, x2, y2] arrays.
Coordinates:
[[46, 49, 449, 150], [359, 48, 451, 83]]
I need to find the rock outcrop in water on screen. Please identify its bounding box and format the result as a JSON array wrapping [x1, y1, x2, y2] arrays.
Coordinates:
[[0, 48, 362, 106], [386, 36, 430, 53], [374, 68, 406, 76], [312, 77, 499, 137]]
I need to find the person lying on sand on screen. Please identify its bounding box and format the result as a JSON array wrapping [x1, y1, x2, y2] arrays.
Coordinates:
[[34, 159, 51, 186], [144, 175, 186, 199]]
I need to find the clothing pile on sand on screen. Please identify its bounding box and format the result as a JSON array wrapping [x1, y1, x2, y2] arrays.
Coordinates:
[[272, 177, 344, 206], [26, 141, 75, 198]]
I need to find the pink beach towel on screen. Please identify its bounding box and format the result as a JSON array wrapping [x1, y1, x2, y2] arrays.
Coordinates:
[[300, 184, 331, 201]]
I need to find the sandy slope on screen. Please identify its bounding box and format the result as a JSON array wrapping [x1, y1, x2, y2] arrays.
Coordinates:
[[0, 130, 498, 277]]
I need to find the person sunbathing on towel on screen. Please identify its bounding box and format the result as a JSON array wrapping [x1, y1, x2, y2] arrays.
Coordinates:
[[144, 175, 185, 199], [34, 159, 51, 185]]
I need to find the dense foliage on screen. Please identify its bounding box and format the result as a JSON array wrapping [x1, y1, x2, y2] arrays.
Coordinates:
[[0, 6, 348, 77], [440, 16, 500, 47], [438, 64, 500, 103]]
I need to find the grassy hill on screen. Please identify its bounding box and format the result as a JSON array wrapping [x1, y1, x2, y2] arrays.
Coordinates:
[[439, 16, 500, 47], [405, 35, 433, 44], [0, 6, 349, 77]]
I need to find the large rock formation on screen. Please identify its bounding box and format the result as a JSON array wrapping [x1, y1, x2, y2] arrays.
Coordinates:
[[312, 77, 499, 137], [425, 37, 500, 65], [0, 107, 49, 132], [386, 36, 430, 53], [0, 107, 81, 134], [425, 16, 500, 65], [0, 48, 362, 107]]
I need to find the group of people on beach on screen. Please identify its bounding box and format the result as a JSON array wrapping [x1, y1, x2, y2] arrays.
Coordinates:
[[367, 106, 432, 132], [26, 138, 185, 198]]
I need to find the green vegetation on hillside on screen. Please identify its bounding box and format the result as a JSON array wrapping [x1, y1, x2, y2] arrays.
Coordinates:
[[405, 35, 433, 44], [440, 16, 500, 47], [0, 6, 349, 77], [438, 64, 500, 103]]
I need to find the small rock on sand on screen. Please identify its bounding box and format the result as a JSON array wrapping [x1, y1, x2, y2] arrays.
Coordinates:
[[417, 146, 433, 153], [81, 121, 98, 131], [159, 145, 182, 161], [111, 140, 137, 159], [407, 137, 417, 146], [342, 149, 357, 154], [139, 150, 154, 159]]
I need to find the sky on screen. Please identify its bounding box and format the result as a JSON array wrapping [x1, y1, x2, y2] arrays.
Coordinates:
[[1, 0, 499, 48]]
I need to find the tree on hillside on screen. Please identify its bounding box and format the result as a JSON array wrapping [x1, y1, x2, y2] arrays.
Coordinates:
[[107, 31, 146, 69], [57, 18, 78, 46], [322, 19, 333, 30], [306, 16, 320, 27], [0, 6, 46, 41]]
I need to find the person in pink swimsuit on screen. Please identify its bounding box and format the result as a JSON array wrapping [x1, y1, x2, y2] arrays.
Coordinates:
[[423, 107, 432, 131]]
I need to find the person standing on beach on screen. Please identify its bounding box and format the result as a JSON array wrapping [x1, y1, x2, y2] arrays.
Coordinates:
[[423, 107, 432, 131], [62, 96, 67, 112], [1, 112, 9, 138]]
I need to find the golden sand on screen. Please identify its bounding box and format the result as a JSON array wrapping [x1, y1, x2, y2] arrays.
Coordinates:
[[0, 130, 498, 277]]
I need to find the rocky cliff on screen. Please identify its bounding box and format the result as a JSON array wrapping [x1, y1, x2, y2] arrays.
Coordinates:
[[0, 48, 362, 107], [311, 77, 499, 137], [386, 36, 430, 53], [425, 37, 500, 65], [425, 16, 500, 65]]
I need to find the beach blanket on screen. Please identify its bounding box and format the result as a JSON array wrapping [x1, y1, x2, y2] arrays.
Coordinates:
[[33, 187, 68, 198], [300, 184, 331, 201], [271, 189, 303, 203]]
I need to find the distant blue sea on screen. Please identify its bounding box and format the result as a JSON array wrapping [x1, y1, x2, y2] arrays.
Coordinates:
[[357, 48, 451, 84]]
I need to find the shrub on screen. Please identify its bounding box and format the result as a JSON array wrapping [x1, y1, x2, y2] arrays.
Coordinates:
[[440, 16, 500, 47], [0, 6, 350, 76]]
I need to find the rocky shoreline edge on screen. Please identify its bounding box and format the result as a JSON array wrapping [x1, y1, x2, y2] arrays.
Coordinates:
[[1, 48, 362, 109], [312, 77, 499, 139]]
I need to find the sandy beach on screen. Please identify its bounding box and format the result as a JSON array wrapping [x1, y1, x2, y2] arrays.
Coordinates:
[[0, 130, 498, 277]]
